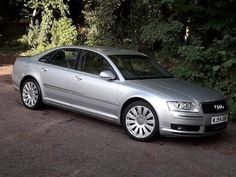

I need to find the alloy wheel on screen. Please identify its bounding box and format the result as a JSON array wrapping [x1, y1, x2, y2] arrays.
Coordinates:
[[125, 105, 155, 139], [22, 81, 39, 107]]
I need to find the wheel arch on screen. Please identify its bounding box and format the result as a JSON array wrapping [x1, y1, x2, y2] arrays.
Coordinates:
[[20, 75, 40, 91], [120, 97, 154, 125], [20, 75, 44, 109], [120, 96, 160, 141]]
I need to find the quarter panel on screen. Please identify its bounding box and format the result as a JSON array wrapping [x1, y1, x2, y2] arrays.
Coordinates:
[[12, 56, 31, 89]]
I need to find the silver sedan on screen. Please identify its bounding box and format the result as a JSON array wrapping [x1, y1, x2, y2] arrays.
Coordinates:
[[12, 46, 229, 141]]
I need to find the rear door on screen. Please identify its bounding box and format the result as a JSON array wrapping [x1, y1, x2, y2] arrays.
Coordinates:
[[39, 49, 81, 105]]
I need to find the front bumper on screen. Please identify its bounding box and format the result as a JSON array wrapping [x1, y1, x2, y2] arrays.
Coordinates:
[[160, 111, 229, 137]]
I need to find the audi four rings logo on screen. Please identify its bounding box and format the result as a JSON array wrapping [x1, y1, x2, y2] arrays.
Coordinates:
[[214, 104, 224, 110]]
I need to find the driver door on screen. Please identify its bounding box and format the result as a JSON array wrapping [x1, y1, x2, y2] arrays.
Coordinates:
[[71, 50, 119, 120]]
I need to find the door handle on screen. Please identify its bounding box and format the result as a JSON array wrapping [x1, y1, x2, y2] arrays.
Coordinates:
[[75, 75, 82, 81], [41, 67, 47, 72]]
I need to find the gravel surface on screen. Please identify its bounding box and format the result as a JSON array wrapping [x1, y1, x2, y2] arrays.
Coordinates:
[[0, 65, 236, 177], [0, 54, 17, 64]]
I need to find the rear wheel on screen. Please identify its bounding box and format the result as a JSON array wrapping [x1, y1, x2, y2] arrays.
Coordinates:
[[122, 100, 159, 141], [21, 78, 43, 110]]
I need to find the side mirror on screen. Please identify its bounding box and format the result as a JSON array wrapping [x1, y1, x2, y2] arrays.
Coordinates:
[[100, 70, 116, 80]]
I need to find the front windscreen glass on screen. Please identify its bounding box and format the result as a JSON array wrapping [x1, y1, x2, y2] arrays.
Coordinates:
[[109, 55, 173, 80]]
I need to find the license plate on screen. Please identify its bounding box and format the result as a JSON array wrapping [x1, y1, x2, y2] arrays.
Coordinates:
[[211, 115, 228, 124]]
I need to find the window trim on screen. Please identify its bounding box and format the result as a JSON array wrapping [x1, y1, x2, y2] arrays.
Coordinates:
[[38, 51, 55, 63], [78, 49, 118, 79], [38, 48, 81, 70]]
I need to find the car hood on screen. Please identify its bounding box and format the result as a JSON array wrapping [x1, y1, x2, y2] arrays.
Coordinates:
[[127, 78, 224, 102]]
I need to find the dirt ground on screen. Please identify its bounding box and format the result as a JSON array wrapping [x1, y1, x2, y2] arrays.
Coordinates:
[[0, 65, 236, 177], [0, 54, 17, 64]]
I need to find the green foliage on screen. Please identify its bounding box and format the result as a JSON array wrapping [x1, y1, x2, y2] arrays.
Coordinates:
[[51, 17, 78, 46], [84, 0, 122, 46], [177, 35, 236, 103], [24, 0, 78, 55], [141, 20, 183, 44], [0, 37, 29, 54], [230, 104, 236, 122]]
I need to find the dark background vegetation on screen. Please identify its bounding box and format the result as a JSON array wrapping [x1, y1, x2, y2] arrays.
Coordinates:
[[0, 0, 235, 118]]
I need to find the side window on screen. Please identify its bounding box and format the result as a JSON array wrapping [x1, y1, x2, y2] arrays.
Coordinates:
[[81, 51, 112, 75], [38, 52, 54, 62], [47, 49, 80, 69]]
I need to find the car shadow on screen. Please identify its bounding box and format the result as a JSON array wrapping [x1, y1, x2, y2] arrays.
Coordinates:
[[155, 125, 235, 147], [159, 133, 224, 144]]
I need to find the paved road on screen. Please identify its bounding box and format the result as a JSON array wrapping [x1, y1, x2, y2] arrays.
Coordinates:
[[0, 66, 236, 177]]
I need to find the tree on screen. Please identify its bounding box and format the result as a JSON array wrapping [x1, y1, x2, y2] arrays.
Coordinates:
[[24, 0, 78, 54]]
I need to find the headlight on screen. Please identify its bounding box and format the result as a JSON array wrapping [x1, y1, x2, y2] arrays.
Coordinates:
[[167, 101, 198, 112]]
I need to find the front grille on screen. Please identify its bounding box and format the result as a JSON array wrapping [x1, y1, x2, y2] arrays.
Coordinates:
[[171, 124, 200, 131], [201, 100, 228, 114], [205, 122, 227, 132]]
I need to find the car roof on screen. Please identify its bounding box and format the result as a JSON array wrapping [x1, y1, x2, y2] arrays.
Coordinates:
[[52, 45, 144, 56]]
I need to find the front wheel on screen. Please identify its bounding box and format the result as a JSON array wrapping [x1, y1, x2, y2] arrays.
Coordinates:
[[122, 101, 159, 141], [21, 78, 43, 110]]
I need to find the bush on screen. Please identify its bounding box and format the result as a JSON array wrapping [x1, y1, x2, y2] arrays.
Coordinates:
[[229, 104, 236, 122], [176, 36, 236, 104], [23, 0, 78, 55], [51, 17, 78, 47], [0, 37, 29, 54]]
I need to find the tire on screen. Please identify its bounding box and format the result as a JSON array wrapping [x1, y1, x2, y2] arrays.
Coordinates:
[[122, 100, 159, 141], [21, 78, 43, 110]]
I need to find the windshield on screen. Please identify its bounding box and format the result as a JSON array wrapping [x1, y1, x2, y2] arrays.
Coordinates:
[[109, 55, 173, 80]]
